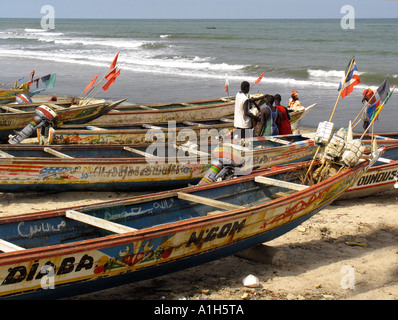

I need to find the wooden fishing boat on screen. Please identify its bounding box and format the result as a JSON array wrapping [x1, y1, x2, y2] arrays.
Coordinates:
[[0, 99, 125, 143], [36, 104, 316, 146], [0, 154, 375, 299], [88, 94, 274, 126], [290, 103, 317, 132], [354, 132, 398, 145], [0, 135, 316, 192], [0, 88, 23, 105], [340, 143, 398, 199], [37, 117, 235, 145]]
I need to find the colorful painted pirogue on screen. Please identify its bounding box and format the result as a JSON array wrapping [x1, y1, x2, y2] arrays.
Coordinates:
[[38, 118, 236, 145], [0, 135, 316, 192], [0, 89, 24, 105], [87, 95, 311, 127], [37, 104, 316, 146], [88, 95, 256, 126], [0, 99, 125, 143], [0, 153, 376, 299], [339, 143, 398, 199]]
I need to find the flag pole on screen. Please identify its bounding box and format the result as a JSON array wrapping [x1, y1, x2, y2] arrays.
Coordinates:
[[304, 57, 355, 183], [351, 91, 377, 129], [329, 57, 355, 122]]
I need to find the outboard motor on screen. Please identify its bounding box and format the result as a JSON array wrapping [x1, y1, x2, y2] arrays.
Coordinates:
[[15, 93, 33, 104], [198, 158, 244, 185], [8, 105, 57, 144]]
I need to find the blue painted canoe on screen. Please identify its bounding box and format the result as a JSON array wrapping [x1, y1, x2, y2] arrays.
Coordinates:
[[0, 153, 376, 299], [0, 135, 316, 192]]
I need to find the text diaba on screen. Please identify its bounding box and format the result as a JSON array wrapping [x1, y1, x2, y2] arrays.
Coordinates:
[[2, 254, 94, 286], [356, 169, 397, 186]]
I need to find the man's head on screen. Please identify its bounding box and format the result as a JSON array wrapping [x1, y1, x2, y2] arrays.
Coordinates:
[[266, 95, 275, 106], [241, 81, 250, 94], [274, 94, 281, 104], [291, 90, 298, 100]]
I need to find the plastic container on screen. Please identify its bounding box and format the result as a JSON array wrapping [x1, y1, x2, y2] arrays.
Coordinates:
[[314, 121, 334, 146]]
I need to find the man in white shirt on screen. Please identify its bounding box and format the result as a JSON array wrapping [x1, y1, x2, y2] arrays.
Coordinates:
[[233, 81, 261, 139]]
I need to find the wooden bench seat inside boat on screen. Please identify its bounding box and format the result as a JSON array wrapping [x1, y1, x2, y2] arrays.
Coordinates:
[[66, 210, 138, 234], [0, 239, 25, 252], [254, 176, 308, 191], [177, 192, 245, 211]]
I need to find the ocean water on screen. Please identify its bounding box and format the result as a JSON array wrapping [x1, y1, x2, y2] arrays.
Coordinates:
[[0, 18, 397, 132]]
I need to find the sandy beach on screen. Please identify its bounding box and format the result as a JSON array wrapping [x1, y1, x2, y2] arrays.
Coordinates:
[[0, 128, 397, 300]]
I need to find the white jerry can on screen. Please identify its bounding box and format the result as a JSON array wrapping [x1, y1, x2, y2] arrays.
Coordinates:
[[314, 121, 334, 146], [341, 139, 365, 167], [325, 127, 346, 159]]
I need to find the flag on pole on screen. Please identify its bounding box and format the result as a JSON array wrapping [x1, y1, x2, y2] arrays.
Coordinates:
[[366, 78, 390, 122], [102, 69, 120, 92], [224, 74, 229, 93], [377, 77, 390, 101], [253, 71, 265, 86], [338, 57, 360, 99], [105, 68, 117, 81], [369, 85, 395, 123], [109, 52, 119, 70], [39, 74, 56, 89], [83, 73, 99, 93]]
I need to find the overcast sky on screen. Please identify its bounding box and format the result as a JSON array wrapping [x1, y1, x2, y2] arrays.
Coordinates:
[[1, 0, 397, 19]]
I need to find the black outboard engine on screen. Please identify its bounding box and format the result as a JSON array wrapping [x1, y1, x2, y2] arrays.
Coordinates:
[[8, 105, 57, 144]]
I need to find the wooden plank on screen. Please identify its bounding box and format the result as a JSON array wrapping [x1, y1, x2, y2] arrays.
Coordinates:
[[142, 124, 163, 130], [183, 120, 205, 127], [220, 118, 234, 123], [86, 125, 108, 130], [0, 150, 14, 158], [44, 147, 74, 159], [123, 146, 161, 159], [66, 210, 138, 234], [0, 239, 25, 252], [140, 105, 156, 110], [269, 137, 291, 145], [0, 105, 26, 113], [255, 176, 308, 191], [172, 144, 210, 157], [177, 192, 245, 211], [378, 157, 395, 164]]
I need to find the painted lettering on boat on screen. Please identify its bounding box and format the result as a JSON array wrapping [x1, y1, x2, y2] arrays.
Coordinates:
[[2, 254, 94, 286], [186, 219, 246, 247], [356, 170, 397, 186], [17, 221, 66, 238], [38, 164, 198, 180]]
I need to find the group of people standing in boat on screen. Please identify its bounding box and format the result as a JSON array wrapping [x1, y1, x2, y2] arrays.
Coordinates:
[[233, 81, 305, 139]]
